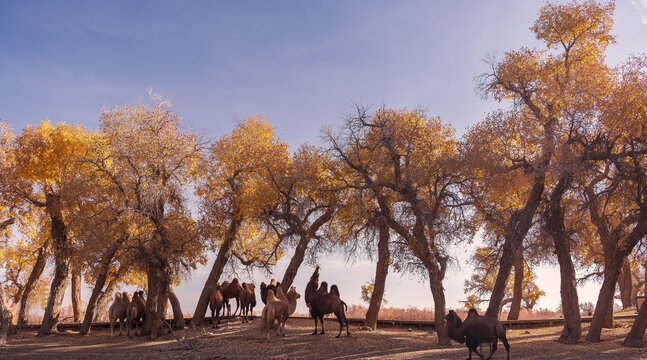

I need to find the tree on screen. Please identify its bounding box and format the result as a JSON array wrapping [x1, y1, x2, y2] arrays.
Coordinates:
[[89, 93, 205, 338], [474, 1, 617, 343], [192, 116, 288, 326], [11, 120, 95, 336], [328, 106, 473, 345]]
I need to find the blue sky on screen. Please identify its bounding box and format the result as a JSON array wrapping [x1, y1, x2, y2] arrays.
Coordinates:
[[3, 1, 647, 316]]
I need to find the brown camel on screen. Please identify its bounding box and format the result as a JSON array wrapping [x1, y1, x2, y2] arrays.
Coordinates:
[[260, 286, 300, 342], [209, 283, 226, 328], [304, 266, 319, 308], [445, 309, 510, 360], [222, 278, 243, 316], [260, 279, 281, 305], [310, 281, 349, 338], [108, 291, 130, 337], [126, 290, 146, 338], [239, 282, 256, 322]]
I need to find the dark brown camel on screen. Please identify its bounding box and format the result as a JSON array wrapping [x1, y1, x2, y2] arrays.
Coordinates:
[[310, 281, 349, 338], [222, 278, 243, 316], [445, 309, 510, 360], [304, 266, 319, 308], [126, 290, 146, 338], [209, 282, 226, 328], [239, 282, 256, 322], [260, 279, 281, 305]]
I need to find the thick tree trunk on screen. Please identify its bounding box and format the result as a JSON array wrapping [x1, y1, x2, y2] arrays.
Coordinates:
[[94, 283, 115, 322], [553, 229, 581, 343], [0, 285, 14, 334], [603, 295, 614, 328], [71, 268, 82, 323], [486, 177, 545, 318], [79, 241, 120, 335], [618, 261, 633, 309], [545, 172, 581, 343], [586, 263, 621, 342], [18, 240, 49, 324], [428, 269, 450, 346], [38, 197, 71, 337], [141, 260, 170, 338], [623, 294, 647, 347], [507, 250, 524, 321], [365, 216, 390, 330], [79, 272, 109, 335], [168, 287, 184, 330], [280, 235, 312, 293], [279, 208, 335, 294], [192, 221, 238, 327]]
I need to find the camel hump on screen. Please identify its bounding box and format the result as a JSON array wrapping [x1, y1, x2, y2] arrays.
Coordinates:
[[330, 284, 340, 297], [267, 289, 278, 303], [114, 292, 122, 301]]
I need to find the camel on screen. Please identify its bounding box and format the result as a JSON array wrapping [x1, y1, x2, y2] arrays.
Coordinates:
[[304, 266, 319, 308], [239, 282, 256, 322], [222, 278, 243, 316], [310, 281, 349, 338], [126, 290, 146, 338], [260, 286, 300, 342], [260, 279, 281, 305], [445, 309, 511, 360], [108, 291, 130, 337], [209, 283, 226, 328]]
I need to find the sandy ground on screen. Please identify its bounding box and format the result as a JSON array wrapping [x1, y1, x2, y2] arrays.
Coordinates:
[[1, 318, 646, 359]]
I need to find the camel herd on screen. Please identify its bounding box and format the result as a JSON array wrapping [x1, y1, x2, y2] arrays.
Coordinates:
[[108, 267, 511, 359]]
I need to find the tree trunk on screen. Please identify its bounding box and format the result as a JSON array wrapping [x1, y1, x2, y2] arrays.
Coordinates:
[[168, 287, 184, 330], [365, 216, 390, 330], [141, 260, 169, 338], [603, 295, 614, 328], [79, 271, 108, 335], [279, 207, 335, 294], [94, 283, 115, 322], [18, 240, 49, 324], [544, 172, 581, 343], [623, 294, 647, 347], [618, 260, 633, 309], [428, 269, 451, 346], [38, 197, 71, 337], [0, 285, 14, 334], [71, 267, 82, 323], [191, 220, 238, 327], [79, 241, 119, 335], [586, 262, 621, 342], [507, 250, 523, 321], [486, 176, 545, 318], [280, 235, 312, 293]]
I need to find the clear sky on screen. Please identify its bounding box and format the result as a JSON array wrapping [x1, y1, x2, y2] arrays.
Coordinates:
[[2, 1, 647, 317]]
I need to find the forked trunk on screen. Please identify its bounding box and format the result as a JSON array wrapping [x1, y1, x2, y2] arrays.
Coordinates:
[[507, 251, 523, 321], [18, 240, 49, 324], [168, 287, 184, 329], [71, 268, 82, 323], [622, 295, 647, 347], [142, 260, 170, 338], [365, 216, 390, 330]]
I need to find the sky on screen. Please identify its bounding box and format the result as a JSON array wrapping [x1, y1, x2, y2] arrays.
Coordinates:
[[2, 0, 647, 318]]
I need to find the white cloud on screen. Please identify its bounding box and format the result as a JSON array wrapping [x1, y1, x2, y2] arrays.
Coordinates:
[[630, 0, 647, 27]]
